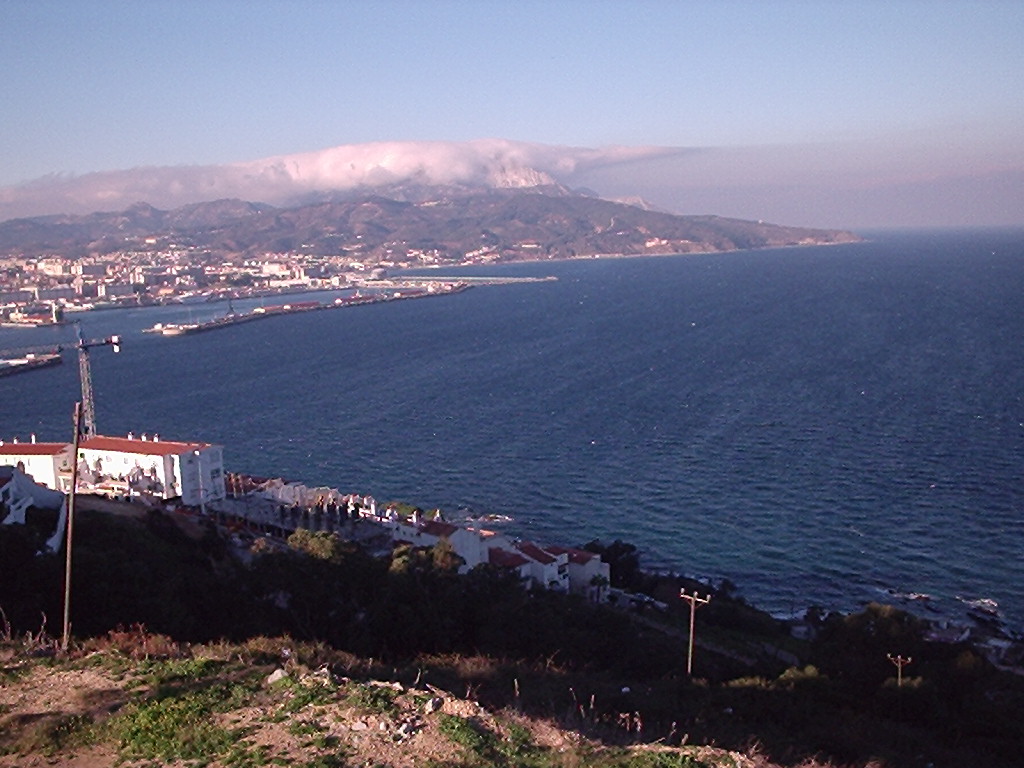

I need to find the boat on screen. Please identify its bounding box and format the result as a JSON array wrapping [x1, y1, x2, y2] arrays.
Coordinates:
[[0, 303, 67, 327], [0, 351, 63, 377]]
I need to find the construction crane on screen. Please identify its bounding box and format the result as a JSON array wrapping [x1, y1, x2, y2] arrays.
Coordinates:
[[75, 323, 121, 438]]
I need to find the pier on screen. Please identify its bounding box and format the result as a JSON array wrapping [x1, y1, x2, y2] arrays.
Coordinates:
[[0, 351, 63, 377], [143, 281, 473, 337]]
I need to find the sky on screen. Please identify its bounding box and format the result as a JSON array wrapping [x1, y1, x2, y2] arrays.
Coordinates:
[[1, 0, 1022, 229]]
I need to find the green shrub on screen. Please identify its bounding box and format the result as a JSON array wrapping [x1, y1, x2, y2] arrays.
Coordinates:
[[439, 713, 495, 755], [281, 680, 339, 713], [345, 683, 398, 715]]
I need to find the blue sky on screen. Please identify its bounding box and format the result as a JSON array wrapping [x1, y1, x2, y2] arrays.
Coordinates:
[[2, 0, 1022, 228]]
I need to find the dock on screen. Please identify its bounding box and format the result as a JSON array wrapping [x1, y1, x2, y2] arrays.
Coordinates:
[[144, 282, 472, 337], [0, 351, 62, 377]]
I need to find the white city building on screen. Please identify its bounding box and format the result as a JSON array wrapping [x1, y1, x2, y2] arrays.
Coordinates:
[[390, 516, 517, 573], [0, 440, 74, 491], [543, 545, 611, 602], [75, 434, 225, 505], [513, 541, 570, 592]]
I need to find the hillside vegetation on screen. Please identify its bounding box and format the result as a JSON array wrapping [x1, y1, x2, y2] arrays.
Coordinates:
[[0, 189, 859, 260], [1, 505, 1021, 768]]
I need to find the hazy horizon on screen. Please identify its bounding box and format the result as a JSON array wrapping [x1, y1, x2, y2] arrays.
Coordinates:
[[2, 1, 1021, 229]]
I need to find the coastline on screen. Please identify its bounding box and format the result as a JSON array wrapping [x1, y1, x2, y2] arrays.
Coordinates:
[[197, 471, 1023, 664], [70, 476, 1023, 676], [2, 232, 1020, 645]]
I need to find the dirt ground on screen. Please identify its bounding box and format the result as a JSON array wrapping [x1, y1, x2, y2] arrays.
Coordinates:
[[0, 646, 766, 768]]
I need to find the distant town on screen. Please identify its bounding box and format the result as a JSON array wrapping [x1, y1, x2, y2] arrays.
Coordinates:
[[0, 187, 862, 327], [0, 245, 472, 325]]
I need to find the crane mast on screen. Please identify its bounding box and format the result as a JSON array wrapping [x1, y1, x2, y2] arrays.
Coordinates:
[[78, 340, 95, 436], [74, 323, 121, 438]]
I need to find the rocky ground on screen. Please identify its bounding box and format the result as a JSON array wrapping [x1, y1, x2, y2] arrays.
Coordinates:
[[0, 637, 803, 768]]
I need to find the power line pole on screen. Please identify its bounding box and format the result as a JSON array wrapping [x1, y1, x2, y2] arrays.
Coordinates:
[[62, 402, 83, 651], [887, 653, 912, 688], [680, 589, 711, 676]]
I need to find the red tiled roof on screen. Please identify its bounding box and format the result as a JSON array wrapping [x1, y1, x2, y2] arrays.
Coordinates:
[[488, 548, 530, 568], [515, 541, 556, 564], [544, 545, 599, 565], [420, 520, 459, 538], [80, 436, 212, 456], [0, 442, 69, 456]]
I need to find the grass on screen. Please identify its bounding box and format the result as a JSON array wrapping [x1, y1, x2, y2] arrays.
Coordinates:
[[439, 713, 495, 754], [280, 679, 340, 714], [586, 750, 725, 768], [140, 654, 225, 685], [72, 649, 138, 679], [345, 682, 399, 715], [0, 634, 909, 768], [109, 654, 261, 764], [112, 686, 238, 762], [299, 755, 349, 768], [0, 712, 99, 757], [436, 713, 725, 768], [438, 713, 556, 768], [225, 742, 276, 767], [0, 663, 29, 685]]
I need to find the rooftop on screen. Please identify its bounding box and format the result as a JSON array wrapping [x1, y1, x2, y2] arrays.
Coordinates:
[[420, 519, 459, 538], [544, 544, 600, 565], [515, 541, 557, 564], [80, 435, 213, 456], [488, 548, 530, 568], [0, 442, 70, 456]]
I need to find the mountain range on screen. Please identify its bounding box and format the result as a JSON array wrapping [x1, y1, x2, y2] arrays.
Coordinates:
[[0, 183, 859, 263]]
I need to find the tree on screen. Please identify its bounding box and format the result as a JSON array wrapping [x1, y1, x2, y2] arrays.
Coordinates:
[[431, 538, 464, 573], [582, 539, 641, 589], [287, 528, 345, 562], [811, 602, 928, 689]]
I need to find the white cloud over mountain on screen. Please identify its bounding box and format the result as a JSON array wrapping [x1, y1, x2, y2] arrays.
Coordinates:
[[0, 140, 686, 222], [2, 137, 1019, 228]]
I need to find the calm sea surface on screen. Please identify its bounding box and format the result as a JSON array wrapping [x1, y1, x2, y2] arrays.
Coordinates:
[[3, 229, 1022, 630]]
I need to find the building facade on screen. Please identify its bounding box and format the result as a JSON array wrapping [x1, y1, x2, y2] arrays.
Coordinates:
[[76, 435, 226, 505], [0, 441, 74, 491]]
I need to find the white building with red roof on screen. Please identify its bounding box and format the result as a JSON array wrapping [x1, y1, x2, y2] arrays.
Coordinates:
[[487, 547, 532, 582], [75, 434, 225, 506], [0, 439, 74, 491], [386, 512, 587, 593], [513, 541, 570, 592], [542, 545, 611, 602], [389, 515, 516, 572]]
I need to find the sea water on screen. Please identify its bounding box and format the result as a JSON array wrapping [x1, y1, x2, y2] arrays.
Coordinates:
[[2, 228, 1022, 630]]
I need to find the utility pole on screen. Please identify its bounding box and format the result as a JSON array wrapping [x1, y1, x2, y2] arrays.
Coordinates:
[[888, 653, 912, 688], [62, 402, 83, 651], [680, 589, 711, 676], [75, 323, 121, 438]]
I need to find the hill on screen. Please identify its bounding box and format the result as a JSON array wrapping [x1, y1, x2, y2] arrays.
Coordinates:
[[1, 503, 1021, 767], [0, 188, 859, 261], [0, 635, 761, 768]]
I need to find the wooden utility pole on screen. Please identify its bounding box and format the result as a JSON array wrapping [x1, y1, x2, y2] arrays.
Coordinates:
[[888, 653, 912, 688], [680, 589, 711, 676], [62, 402, 83, 651]]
